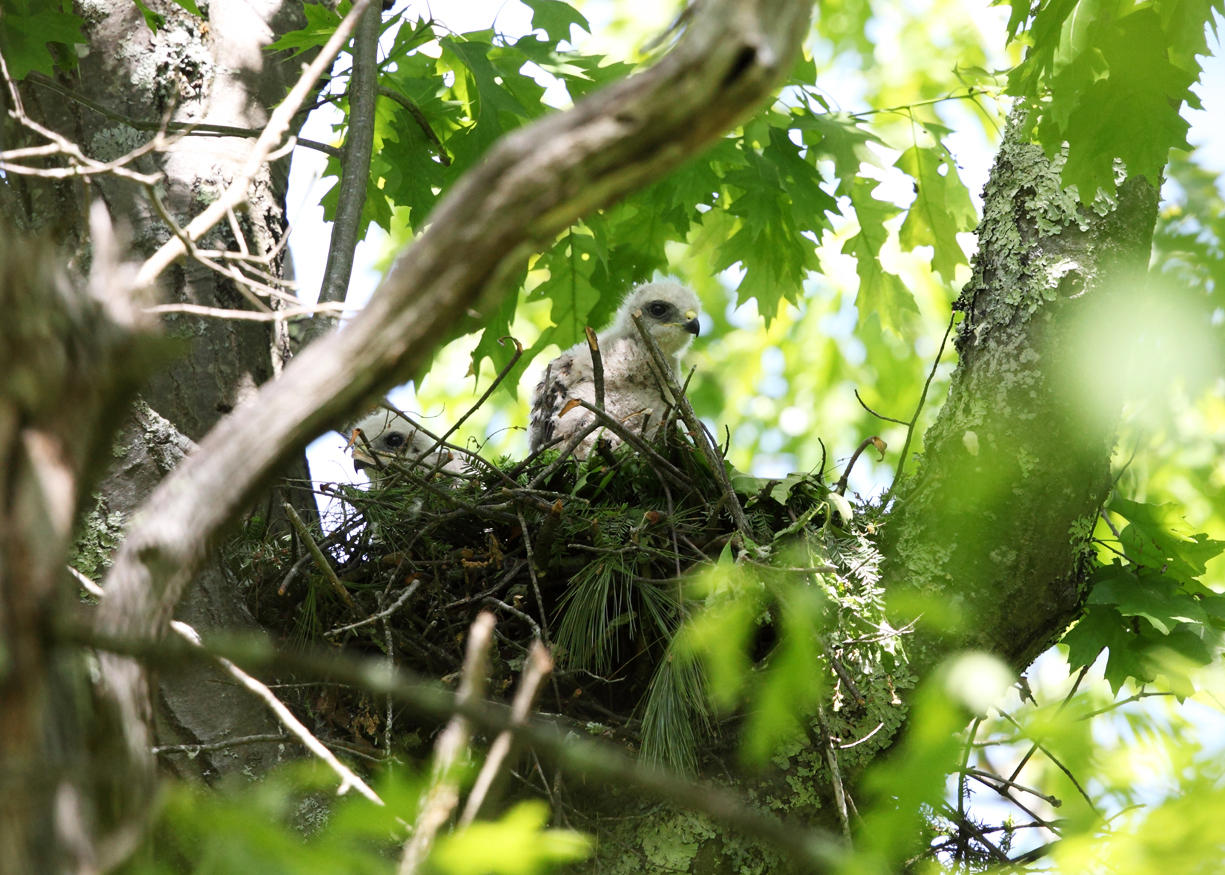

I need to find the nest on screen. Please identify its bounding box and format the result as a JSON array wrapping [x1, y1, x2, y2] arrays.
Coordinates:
[[238, 416, 897, 779]]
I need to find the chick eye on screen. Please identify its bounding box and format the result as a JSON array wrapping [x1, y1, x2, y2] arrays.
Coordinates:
[[383, 431, 407, 449], [646, 301, 670, 319]]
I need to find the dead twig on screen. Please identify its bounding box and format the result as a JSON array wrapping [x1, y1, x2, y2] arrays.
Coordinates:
[[136, 0, 373, 287], [326, 578, 422, 638], [834, 436, 887, 496], [890, 310, 956, 490], [459, 642, 554, 826], [629, 312, 752, 541], [284, 502, 358, 612], [585, 326, 606, 412], [169, 620, 383, 806], [399, 612, 496, 874]]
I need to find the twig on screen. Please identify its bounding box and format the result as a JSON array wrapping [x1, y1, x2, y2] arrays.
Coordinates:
[[144, 301, 351, 321], [853, 389, 907, 425], [484, 596, 543, 640], [169, 620, 383, 806], [431, 336, 524, 454], [514, 508, 552, 645], [68, 565, 105, 598], [629, 312, 752, 541], [378, 86, 451, 165], [152, 732, 289, 756], [938, 804, 1011, 864], [136, 0, 373, 287], [1007, 665, 1088, 785], [399, 612, 496, 875], [460, 642, 554, 826], [997, 708, 1100, 817], [574, 400, 691, 489], [523, 419, 604, 490], [817, 706, 852, 843], [24, 73, 340, 157], [383, 612, 395, 753], [284, 502, 358, 612], [309, 0, 382, 342], [891, 310, 956, 490], [585, 326, 606, 412], [326, 578, 422, 638], [965, 768, 1062, 806], [834, 436, 886, 496]]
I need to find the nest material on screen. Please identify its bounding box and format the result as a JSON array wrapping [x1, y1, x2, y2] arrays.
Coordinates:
[[240, 423, 896, 776]]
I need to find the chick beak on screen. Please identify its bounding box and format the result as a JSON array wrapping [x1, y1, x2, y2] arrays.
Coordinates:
[[682, 310, 700, 336], [352, 447, 375, 472]]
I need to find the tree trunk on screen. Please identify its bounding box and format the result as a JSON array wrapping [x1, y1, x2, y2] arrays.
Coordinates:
[[3, 0, 318, 809], [880, 116, 1159, 674]]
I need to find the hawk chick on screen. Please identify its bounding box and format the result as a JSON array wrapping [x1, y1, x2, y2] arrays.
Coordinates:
[[529, 280, 701, 458], [349, 408, 464, 480]]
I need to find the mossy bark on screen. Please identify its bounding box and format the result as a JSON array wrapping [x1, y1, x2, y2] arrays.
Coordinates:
[[880, 116, 1159, 675]]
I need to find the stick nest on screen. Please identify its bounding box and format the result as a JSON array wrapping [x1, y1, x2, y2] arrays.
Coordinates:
[[237, 423, 900, 778]]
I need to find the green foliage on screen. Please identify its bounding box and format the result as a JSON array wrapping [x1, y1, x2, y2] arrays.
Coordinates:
[[120, 762, 414, 873], [121, 764, 587, 874], [1064, 496, 1225, 694], [430, 802, 591, 874], [1005, 0, 1224, 196], [0, 0, 85, 79], [842, 652, 1014, 873], [680, 511, 903, 768]]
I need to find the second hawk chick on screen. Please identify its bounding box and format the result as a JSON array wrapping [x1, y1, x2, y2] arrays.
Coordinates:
[[349, 408, 464, 481], [529, 280, 701, 459]]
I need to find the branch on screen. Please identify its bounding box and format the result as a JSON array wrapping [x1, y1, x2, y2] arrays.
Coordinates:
[[74, 623, 842, 870], [135, 0, 373, 287], [24, 73, 340, 157], [284, 502, 357, 612], [630, 312, 753, 540], [168, 621, 384, 806], [399, 612, 495, 874], [308, 0, 382, 342], [378, 86, 450, 165], [459, 641, 553, 826]]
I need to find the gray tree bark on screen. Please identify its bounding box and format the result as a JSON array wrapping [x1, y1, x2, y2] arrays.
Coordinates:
[[2, 0, 318, 814]]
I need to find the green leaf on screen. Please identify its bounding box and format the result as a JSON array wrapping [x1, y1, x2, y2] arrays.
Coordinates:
[[1061, 603, 1156, 693], [1109, 497, 1225, 579], [430, 801, 591, 874], [521, 0, 590, 43], [895, 142, 977, 281], [265, 3, 342, 55], [1088, 569, 1206, 635], [0, 1, 87, 79], [715, 126, 834, 322], [132, 0, 165, 31], [167, 0, 203, 15], [843, 180, 918, 336], [1008, 1, 1220, 197]]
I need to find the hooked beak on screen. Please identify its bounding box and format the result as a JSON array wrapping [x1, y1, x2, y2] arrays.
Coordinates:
[[352, 447, 376, 472], [682, 310, 700, 336]]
